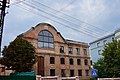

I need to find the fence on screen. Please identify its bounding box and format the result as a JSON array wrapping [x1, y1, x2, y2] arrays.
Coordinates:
[[98, 78, 120, 80], [36, 75, 80, 80], [0, 76, 36, 80]]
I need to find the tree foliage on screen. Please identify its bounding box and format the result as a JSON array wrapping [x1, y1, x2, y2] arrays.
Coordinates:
[[93, 40, 120, 78], [0, 38, 36, 73]]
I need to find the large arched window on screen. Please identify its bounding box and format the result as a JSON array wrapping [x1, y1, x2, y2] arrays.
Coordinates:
[[38, 30, 54, 48]]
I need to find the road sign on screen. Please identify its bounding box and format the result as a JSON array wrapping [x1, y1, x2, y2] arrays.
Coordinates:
[[92, 69, 98, 77]]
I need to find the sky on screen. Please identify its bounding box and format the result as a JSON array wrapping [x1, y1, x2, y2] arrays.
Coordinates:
[[2, 0, 120, 50]]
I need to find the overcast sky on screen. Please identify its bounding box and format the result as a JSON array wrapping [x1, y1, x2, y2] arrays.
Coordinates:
[[2, 0, 120, 49]]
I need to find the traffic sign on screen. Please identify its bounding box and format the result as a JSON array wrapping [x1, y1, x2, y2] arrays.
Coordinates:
[[92, 69, 98, 77]]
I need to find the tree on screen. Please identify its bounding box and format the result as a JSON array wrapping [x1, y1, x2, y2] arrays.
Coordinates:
[[93, 58, 108, 78], [93, 40, 120, 77], [0, 38, 36, 73]]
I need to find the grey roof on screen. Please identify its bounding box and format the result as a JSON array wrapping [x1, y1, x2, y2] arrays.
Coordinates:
[[115, 28, 120, 33], [89, 33, 115, 44]]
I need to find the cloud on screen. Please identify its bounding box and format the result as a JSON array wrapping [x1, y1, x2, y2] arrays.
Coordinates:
[[2, 0, 120, 50], [79, 0, 106, 21]]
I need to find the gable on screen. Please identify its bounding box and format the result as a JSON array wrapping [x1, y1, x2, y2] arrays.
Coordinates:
[[19, 23, 66, 43]]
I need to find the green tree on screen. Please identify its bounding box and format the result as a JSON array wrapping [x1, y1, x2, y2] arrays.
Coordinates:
[[93, 40, 120, 77], [93, 58, 107, 78], [0, 38, 36, 73]]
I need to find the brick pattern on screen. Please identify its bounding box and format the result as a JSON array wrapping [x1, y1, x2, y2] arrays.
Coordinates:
[[20, 23, 91, 79]]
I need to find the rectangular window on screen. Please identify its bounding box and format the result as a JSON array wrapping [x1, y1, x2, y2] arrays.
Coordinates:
[[78, 70, 82, 76], [97, 42, 100, 47], [77, 59, 81, 65], [38, 36, 43, 41], [98, 50, 102, 55], [50, 69, 55, 76], [83, 49, 87, 55], [69, 58, 74, 65], [85, 70, 89, 76], [49, 43, 54, 48], [103, 40, 107, 45], [84, 59, 88, 65], [70, 70, 74, 77], [90, 60, 92, 65], [61, 69, 66, 77], [61, 58, 65, 64], [112, 37, 114, 40], [44, 43, 48, 48], [76, 48, 80, 55], [68, 47, 72, 54], [38, 42, 43, 48], [44, 36, 49, 42], [60, 46, 64, 53], [49, 37, 54, 43], [50, 57, 55, 64]]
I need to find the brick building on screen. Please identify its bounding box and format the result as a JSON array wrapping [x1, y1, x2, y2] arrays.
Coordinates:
[[18, 23, 91, 79]]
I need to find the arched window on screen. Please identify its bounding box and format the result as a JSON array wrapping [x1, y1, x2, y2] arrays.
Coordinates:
[[38, 30, 54, 48]]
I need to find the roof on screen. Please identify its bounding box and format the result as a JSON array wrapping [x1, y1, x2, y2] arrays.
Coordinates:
[[115, 28, 120, 33], [89, 33, 115, 44], [18, 23, 88, 46], [65, 39, 88, 46], [35, 23, 58, 33]]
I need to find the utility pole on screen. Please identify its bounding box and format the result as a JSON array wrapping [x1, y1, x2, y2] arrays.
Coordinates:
[[0, 0, 10, 52]]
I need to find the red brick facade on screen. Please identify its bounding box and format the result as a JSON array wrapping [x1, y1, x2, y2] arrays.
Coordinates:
[[18, 23, 91, 79]]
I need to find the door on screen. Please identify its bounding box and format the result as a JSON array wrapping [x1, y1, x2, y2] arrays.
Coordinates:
[[37, 56, 44, 76]]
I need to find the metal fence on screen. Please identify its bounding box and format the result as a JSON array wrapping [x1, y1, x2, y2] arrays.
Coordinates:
[[98, 78, 120, 80], [0, 76, 36, 80], [36, 75, 80, 80]]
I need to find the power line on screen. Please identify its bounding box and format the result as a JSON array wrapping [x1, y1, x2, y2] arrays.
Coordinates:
[[29, 0, 105, 36], [10, 0, 104, 37], [22, 1, 102, 37], [32, 0, 108, 33], [16, 3, 100, 39], [59, 0, 75, 12], [10, 0, 25, 6]]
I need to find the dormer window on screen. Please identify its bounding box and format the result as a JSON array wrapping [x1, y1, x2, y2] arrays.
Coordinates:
[[38, 30, 54, 48]]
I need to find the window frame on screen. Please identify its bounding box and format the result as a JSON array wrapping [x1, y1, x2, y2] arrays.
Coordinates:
[[77, 59, 81, 65], [60, 46, 64, 53], [83, 49, 87, 56], [103, 40, 107, 45], [50, 57, 55, 64], [78, 70, 82, 76], [69, 58, 74, 65], [70, 69, 74, 77], [76, 48, 80, 55], [60, 58, 65, 64], [38, 30, 54, 49], [84, 59, 88, 65], [97, 42, 100, 47], [68, 47, 72, 54], [61, 69, 66, 77], [85, 70, 89, 76], [50, 69, 55, 76], [98, 50, 102, 55]]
